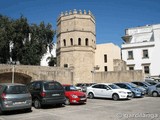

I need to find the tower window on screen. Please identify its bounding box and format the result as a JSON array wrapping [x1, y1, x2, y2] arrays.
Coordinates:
[[78, 38, 81, 45], [85, 38, 89, 46], [70, 38, 73, 46], [104, 66, 108, 71], [63, 39, 66, 46], [104, 54, 107, 63]]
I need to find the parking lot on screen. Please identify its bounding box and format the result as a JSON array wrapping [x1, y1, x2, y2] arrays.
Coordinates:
[[0, 97, 160, 120]]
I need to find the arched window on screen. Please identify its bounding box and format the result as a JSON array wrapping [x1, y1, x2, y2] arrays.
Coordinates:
[[85, 38, 89, 46], [70, 38, 73, 46], [78, 38, 81, 45], [63, 39, 66, 46]]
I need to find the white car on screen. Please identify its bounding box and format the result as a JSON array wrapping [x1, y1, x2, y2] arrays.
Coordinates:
[[87, 83, 132, 100]]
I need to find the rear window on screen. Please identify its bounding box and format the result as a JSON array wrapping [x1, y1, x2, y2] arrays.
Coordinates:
[[64, 85, 77, 91], [44, 82, 63, 90], [5, 85, 29, 94]]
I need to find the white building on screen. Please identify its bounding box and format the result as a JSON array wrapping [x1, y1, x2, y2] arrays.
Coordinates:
[[95, 43, 121, 72], [121, 24, 160, 78]]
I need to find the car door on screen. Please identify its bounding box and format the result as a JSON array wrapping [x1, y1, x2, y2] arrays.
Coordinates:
[[92, 84, 103, 97], [103, 85, 113, 98]]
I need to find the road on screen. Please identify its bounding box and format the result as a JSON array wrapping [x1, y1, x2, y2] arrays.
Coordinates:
[[0, 96, 160, 120]]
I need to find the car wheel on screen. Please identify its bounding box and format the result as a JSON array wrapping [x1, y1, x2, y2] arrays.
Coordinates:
[[88, 92, 94, 99], [34, 99, 41, 109], [112, 94, 119, 101], [152, 91, 159, 97], [65, 97, 70, 105]]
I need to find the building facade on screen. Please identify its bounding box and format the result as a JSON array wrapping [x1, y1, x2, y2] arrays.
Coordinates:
[[56, 9, 96, 84], [95, 43, 121, 72], [121, 24, 160, 78]]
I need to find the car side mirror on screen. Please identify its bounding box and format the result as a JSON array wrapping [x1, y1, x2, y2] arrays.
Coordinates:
[[106, 88, 110, 90]]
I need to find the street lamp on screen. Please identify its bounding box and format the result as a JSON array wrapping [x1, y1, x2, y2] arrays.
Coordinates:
[[12, 65, 15, 83]]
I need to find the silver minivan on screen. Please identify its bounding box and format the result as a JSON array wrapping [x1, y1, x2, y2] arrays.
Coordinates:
[[0, 83, 32, 114]]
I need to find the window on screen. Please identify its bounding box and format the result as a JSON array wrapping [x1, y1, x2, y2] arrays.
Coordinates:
[[129, 66, 134, 70], [143, 50, 149, 58], [104, 66, 108, 71], [85, 38, 88, 46], [63, 39, 66, 46], [128, 51, 133, 59], [144, 66, 150, 74], [70, 38, 73, 46], [104, 54, 107, 63], [78, 38, 81, 45], [156, 84, 160, 88]]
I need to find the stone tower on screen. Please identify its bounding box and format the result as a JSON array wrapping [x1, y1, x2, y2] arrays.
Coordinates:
[[56, 9, 96, 84]]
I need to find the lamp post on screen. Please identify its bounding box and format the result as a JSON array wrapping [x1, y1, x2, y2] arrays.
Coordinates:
[[12, 65, 15, 83]]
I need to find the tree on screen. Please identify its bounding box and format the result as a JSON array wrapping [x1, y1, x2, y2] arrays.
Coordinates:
[[0, 14, 55, 65], [47, 55, 56, 66], [0, 15, 13, 63]]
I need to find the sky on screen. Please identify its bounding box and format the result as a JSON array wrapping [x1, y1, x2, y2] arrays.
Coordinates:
[[1, 0, 160, 47]]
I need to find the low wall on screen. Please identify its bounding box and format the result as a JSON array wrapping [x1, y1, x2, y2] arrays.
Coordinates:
[[94, 70, 144, 83]]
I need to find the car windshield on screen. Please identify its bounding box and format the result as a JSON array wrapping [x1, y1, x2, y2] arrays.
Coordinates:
[[144, 82, 152, 86], [64, 85, 77, 91], [5, 85, 29, 94], [127, 83, 137, 88], [108, 84, 120, 89], [44, 82, 63, 90]]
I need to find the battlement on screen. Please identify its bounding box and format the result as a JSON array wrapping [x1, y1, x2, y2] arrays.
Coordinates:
[[57, 9, 95, 20]]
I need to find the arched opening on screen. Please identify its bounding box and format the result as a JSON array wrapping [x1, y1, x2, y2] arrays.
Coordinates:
[[63, 39, 66, 46], [0, 72, 32, 84], [78, 38, 81, 45], [85, 38, 89, 46], [70, 38, 73, 46]]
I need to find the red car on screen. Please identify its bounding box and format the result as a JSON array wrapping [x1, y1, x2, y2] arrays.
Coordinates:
[[63, 84, 87, 105]]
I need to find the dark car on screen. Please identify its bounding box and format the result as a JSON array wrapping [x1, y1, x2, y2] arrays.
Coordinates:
[[27, 80, 65, 109], [0, 83, 32, 114]]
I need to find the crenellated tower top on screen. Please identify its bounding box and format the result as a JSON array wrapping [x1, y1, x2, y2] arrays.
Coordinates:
[[57, 9, 95, 21]]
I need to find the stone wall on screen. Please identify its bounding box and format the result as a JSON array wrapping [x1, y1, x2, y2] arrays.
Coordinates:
[[0, 64, 73, 84], [94, 70, 144, 83]]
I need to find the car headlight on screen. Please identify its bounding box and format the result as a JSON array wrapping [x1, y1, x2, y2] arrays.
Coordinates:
[[118, 91, 126, 94], [71, 95, 78, 98]]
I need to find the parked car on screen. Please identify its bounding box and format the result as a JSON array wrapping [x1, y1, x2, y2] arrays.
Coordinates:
[[63, 84, 87, 105], [129, 82, 147, 95], [131, 81, 152, 93], [27, 80, 65, 109], [145, 79, 159, 85], [0, 83, 32, 114], [87, 83, 132, 100], [75, 83, 96, 92], [114, 82, 144, 97], [148, 83, 160, 97]]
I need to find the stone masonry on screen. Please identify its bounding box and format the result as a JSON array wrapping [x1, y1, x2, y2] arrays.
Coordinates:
[[56, 9, 96, 84]]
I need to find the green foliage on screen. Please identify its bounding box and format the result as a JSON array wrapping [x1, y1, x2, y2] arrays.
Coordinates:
[[47, 55, 56, 66], [0, 14, 55, 65]]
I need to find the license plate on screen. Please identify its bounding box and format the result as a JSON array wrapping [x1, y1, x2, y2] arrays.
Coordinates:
[[52, 94, 60, 96], [80, 98, 86, 100], [14, 102, 25, 105]]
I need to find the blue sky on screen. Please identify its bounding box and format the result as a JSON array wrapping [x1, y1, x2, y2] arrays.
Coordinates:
[[1, 0, 160, 47]]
